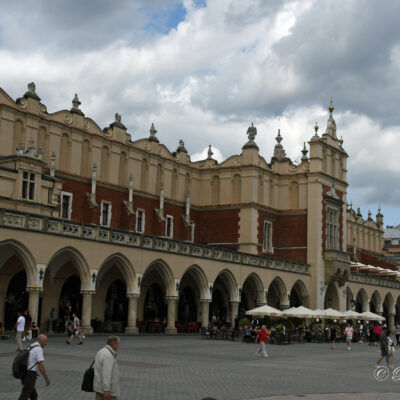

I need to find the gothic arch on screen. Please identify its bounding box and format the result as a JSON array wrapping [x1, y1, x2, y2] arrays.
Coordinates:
[[242, 272, 264, 307], [142, 259, 175, 296], [356, 288, 369, 312], [214, 269, 239, 302], [267, 276, 287, 309], [97, 253, 136, 293], [370, 290, 383, 313], [180, 265, 209, 300], [0, 239, 36, 290], [290, 279, 309, 307]]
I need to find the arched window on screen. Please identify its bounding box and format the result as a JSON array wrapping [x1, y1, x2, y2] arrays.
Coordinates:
[[100, 146, 109, 181], [171, 169, 178, 199], [118, 151, 127, 186], [184, 173, 191, 195], [258, 175, 264, 204], [13, 120, 24, 153], [37, 127, 49, 163], [290, 181, 299, 209], [80, 140, 91, 176], [59, 134, 70, 171], [211, 175, 220, 204], [155, 163, 163, 193], [140, 158, 149, 191], [232, 174, 241, 203]]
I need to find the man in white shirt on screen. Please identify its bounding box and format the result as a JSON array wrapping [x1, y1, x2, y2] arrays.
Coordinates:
[[19, 334, 50, 400], [15, 311, 25, 352], [65, 313, 83, 345]]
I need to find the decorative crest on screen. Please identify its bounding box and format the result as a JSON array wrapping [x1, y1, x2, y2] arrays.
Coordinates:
[[24, 82, 41, 101], [301, 142, 308, 161], [176, 139, 188, 153], [148, 123, 159, 143], [207, 145, 213, 160], [70, 93, 84, 116]]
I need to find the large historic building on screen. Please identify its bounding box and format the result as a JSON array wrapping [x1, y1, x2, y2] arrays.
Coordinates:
[[0, 83, 399, 334]]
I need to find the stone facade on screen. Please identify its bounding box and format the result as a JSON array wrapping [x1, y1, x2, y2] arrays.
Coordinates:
[[0, 84, 398, 334]]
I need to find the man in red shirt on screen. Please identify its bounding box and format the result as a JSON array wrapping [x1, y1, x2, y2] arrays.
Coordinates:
[[255, 325, 269, 357]]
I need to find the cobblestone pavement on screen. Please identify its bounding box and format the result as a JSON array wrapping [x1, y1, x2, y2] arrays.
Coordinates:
[[1, 335, 399, 400]]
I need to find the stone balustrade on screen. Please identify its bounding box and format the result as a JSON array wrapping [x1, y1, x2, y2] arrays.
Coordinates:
[[0, 208, 311, 275]]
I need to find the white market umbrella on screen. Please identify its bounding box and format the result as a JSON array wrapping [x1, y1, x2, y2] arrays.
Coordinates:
[[360, 311, 386, 321], [343, 310, 362, 319], [323, 308, 346, 319], [312, 308, 326, 319], [246, 304, 282, 317], [281, 306, 316, 318]]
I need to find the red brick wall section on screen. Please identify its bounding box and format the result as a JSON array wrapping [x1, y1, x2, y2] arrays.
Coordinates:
[[59, 175, 193, 240], [192, 208, 239, 248], [257, 210, 307, 263], [349, 247, 398, 270]]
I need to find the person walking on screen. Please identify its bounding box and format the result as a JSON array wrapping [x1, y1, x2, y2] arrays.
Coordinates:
[[94, 336, 120, 400], [254, 325, 269, 357], [49, 308, 55, 333], [395, 322, 400, 347], [15, 311, 25, 352], [330, 325, 337, 349], [65, 313, 83, 345], [18, 334, 50, 400], [344, 322, 354, 350], [375, 326, 390, 368]]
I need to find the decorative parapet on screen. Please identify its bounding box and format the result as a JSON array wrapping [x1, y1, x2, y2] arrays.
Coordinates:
[[348, 272, 400, 290], [0, 208, 310, 276]]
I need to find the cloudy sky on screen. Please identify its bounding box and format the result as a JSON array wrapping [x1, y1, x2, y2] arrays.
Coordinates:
[[0, 0, 399, 227]]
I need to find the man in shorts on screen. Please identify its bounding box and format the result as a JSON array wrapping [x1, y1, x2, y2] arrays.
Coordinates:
[[65, 313, 83, 345], [344, 322, 354, 350], [376, 326, 389, 368], [18, 334, 50, 399]]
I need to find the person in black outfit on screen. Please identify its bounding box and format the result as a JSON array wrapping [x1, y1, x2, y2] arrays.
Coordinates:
[[330, 325, 337, 349]]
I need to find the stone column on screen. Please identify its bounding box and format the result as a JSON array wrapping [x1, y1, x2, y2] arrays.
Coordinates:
[[166, 297, 177, 334], [125, 294, 139, 334], [200, 299, 211, 328], [230, 301, 239, 328], [388, 313, 395, 332], [81, 291, 94, 335], [28, 287, 41, 325]]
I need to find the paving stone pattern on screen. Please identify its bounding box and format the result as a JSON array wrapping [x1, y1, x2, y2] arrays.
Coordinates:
[[0, 335, 399, 400]]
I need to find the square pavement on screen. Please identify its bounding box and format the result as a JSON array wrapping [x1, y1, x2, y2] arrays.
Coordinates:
[[1, 335, 399, 400]]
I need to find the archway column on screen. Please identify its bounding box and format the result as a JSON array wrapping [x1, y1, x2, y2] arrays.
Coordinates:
[[166, 296, 177, 334], [388, 313, 395, 331], [200, 299, 211, 328], [28, 287, 42, 325], [230, 301, 239, 327], [0, 291, 5, 327], [125, 294, 139, 334], [81, 291, 94, 335]]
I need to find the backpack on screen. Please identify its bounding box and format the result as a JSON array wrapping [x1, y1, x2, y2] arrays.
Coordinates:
[[12, 344, 39, 379]]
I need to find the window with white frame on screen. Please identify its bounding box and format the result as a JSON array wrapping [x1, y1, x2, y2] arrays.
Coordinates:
[[100, 201, 112, 226], [22, 171, 35, 200], [165, 215, 173, 238], [326, 207, 339, 249], [263, 220, 272, 252], [60, 192, 73, 219], [136, 209, 145, 233]]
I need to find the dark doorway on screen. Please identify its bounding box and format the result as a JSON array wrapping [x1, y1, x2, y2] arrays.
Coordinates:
[[290, 289, 301, 307], [5, 270, 28, 330], [105, 280, 128, 326], [239, 290, 249, 318], [210, 288, 227, 322], [178, 286, 197, 323], [143, 283, 166, 332], [59, 275, 82, 319]]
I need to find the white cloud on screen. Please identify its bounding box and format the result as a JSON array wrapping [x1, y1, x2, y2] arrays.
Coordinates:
[[0, 0, 399, 224]]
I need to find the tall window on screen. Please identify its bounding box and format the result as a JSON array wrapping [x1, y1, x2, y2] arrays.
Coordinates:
[[165, 215, 173, 238], [136, 209, 145, 233], [326, 207, 339, 249], [211, 176, 220, 204], [60, 192, 73, 219], [22, 172, 35, 200], [263, 220, 272, 252], [100, 202, 112, 226]]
